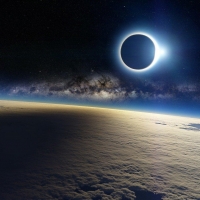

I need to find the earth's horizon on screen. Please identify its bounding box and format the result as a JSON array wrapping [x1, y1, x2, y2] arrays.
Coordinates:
[[0, 99, 198, 119]]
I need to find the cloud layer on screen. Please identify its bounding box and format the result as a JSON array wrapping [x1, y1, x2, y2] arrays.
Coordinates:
[[0, 101, 200, 199]]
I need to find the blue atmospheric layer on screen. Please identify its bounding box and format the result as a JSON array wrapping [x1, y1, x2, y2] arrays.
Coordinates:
[[0, 93, 200, 118]]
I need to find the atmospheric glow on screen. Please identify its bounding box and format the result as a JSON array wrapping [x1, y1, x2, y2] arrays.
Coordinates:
[[119, 32, 162, 72]]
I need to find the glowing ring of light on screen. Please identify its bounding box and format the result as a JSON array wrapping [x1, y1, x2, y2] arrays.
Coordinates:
[[119, 32, 159, 72]]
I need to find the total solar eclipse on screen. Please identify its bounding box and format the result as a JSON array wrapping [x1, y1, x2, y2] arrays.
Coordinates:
[[119, 32, 161, 72]]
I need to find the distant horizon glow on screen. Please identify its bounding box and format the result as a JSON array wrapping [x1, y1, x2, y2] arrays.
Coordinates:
[[0, 96, 200, 119]]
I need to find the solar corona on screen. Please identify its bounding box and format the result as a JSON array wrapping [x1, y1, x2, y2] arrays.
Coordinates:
[[119, 32, 161, 72]]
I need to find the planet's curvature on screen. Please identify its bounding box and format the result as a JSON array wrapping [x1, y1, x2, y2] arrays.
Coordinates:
[[0, 100, 200, 200], [119, 32, 160, 72]]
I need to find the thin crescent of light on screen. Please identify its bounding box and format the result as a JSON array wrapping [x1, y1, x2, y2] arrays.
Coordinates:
[[119, 32, 159, 72]]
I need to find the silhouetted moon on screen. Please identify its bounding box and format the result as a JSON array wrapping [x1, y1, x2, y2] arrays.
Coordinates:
[[120, 33, 156, 71]]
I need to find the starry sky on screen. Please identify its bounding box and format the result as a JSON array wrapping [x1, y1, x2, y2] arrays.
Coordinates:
[[1, 0, 200, 116]]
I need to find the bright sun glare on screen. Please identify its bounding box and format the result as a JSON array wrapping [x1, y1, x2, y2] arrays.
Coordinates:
[[159, 48, 167, 57]]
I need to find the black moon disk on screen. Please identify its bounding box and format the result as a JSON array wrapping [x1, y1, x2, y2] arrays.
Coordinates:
[[120, 34, 155, 70]]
